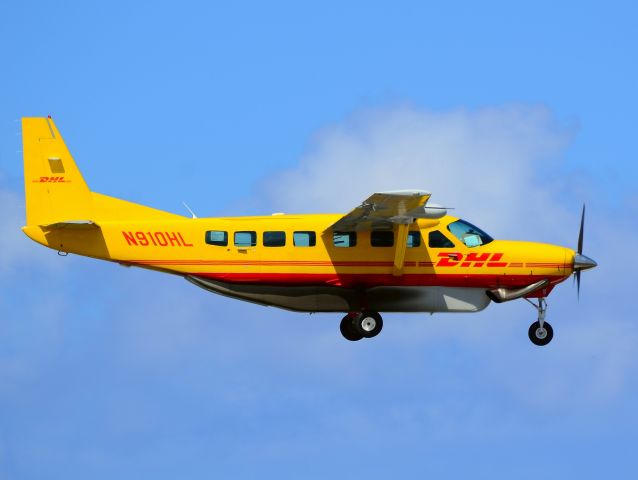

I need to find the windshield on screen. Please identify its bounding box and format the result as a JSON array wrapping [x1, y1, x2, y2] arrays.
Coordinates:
[[447, 219, 494, 248]]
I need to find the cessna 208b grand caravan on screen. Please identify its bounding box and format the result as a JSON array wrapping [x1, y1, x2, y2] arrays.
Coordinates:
[[22, 117, 597, 346]]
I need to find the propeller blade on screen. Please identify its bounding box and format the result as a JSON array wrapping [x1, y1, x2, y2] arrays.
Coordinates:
[[577, 204, 585, 254], [573, 203, 596, 300], [576, 270, 581, 300]]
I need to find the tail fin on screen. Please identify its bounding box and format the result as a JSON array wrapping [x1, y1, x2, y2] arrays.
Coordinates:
[[22, 117, 93, 226], [22, 117, 184, 256], [22, 117, 183, 231]]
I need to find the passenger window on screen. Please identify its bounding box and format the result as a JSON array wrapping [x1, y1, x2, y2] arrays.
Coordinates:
[[234, 231, 257, 247], [371, 230, 394, 247], [293, 231, 316, 247], [333, 231, 357, 247], [407, 231, 421, 248], [429, 230, 455, 248], [264, 231, 286, 247], [205, 230, 228, 246]]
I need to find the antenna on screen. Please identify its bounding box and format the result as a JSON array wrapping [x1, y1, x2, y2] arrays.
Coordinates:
[[182, 202, 197, 219]]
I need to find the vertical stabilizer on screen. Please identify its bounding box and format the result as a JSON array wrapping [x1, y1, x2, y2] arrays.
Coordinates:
[[22, 117, 93, 226]]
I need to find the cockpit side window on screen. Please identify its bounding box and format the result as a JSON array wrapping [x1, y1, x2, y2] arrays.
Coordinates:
[[447, 219, 494, 248], [428, 230, 455, 248]]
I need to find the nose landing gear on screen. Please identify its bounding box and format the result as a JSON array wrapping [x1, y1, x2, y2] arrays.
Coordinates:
[[525, 297, 553, 346], [339, 311, 384, 341]]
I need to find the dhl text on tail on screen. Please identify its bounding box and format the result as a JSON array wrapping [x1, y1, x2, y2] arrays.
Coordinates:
[[21, 117, 597, 345]]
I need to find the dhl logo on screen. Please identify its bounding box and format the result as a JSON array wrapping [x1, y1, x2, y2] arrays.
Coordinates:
[[436, 252, 507, 267], [34, 176, 69, 183], [122, 231, 194, 247]]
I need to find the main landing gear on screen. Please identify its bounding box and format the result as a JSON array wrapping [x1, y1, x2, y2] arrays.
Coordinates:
[[340, 311, 384, 341], [525, 297, 553, 346]]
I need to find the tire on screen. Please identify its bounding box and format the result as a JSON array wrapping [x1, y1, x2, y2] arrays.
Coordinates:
[[528, 321, 553, 346], [353, 311, 383, 338], [340, 314, 363, 341]]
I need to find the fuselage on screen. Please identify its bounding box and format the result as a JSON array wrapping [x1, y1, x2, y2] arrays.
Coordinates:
[[23, 212, 575, 312]]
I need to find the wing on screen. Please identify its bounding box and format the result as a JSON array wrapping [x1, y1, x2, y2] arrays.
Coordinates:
[[327, 190, 442, 232], [326, 190, 447, 277]]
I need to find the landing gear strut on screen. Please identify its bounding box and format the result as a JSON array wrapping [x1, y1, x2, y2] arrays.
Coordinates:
[[340, 311, 383, 341], [525, 297, 553, 346]]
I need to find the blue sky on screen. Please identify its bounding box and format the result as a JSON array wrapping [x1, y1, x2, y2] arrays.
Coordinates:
[[1, 1, 637, 478]]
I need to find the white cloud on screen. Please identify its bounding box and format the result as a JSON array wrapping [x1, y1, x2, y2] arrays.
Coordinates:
[[0, 182, 63, 281], [253, 103, 638, 409], [0, 187, 31, 273], [2, 106, 635, 452], [258, 103, 577, 243], [96, 103, 633, 415]]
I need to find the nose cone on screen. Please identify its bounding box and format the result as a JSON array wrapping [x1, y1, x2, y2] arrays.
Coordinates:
[[574, 253, 597, 271]]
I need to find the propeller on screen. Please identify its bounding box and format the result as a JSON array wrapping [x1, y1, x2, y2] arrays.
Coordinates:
[[573, 204, 597, 298]]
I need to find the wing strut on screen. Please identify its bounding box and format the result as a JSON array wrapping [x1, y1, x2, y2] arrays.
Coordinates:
[[393, 223, 410, 276]]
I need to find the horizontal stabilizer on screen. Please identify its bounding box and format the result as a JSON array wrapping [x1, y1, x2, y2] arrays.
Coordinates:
[[41, 220, 99, 231]]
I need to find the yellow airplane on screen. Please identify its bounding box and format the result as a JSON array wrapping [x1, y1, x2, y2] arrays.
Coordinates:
[[21, 117, 597, 346]]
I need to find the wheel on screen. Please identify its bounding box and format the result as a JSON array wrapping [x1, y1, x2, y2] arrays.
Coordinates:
[[340, 314, 363, 341], [528, 321, 553, 346], [352, 311, 383, 338]]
